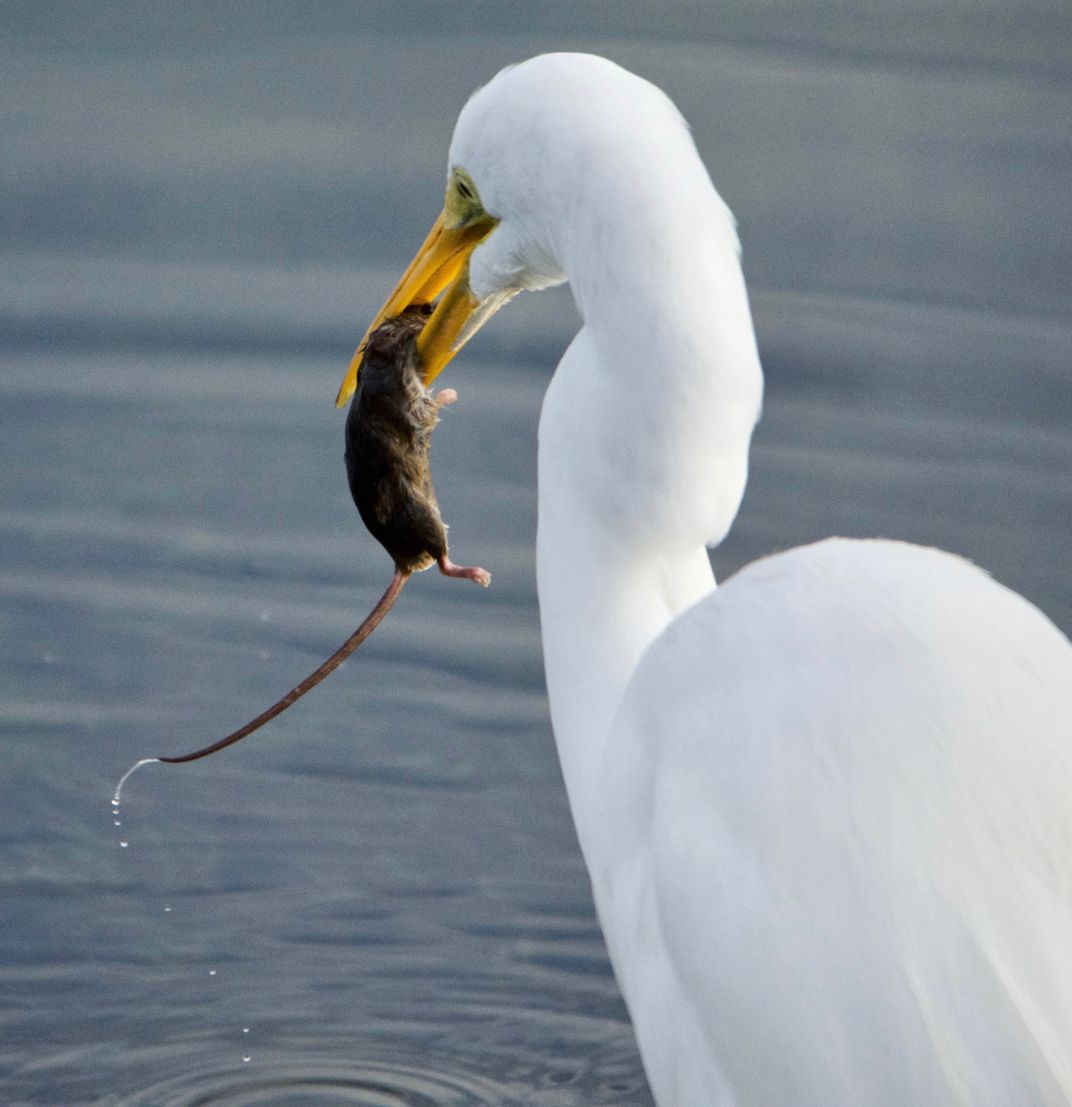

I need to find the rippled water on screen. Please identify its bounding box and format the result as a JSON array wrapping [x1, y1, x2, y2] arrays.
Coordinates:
[[2, 4, 1069, 1105]]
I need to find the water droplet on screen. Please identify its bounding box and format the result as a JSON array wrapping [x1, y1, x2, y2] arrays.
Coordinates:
[[164, 905, 172, 913], [113, 820, 121, 827], [119, 841, 129, 848], [209, 969, 217, 976], [112, 758, 160, 806], [242, 1027, 250, 1034], [242, 1055, 251, 1063]]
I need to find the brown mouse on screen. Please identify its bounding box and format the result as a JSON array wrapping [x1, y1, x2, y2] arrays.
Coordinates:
[[153, 308, 489, 766], [345, 303, 490, 586]]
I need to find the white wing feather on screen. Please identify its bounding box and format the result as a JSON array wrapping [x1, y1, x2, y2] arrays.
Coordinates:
[[594, 538, 1072, 1105]]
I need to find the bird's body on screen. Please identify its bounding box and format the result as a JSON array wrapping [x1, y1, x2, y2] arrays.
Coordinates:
[[351, 52, 1072, 1105], [591, 538, 1072, 1104]]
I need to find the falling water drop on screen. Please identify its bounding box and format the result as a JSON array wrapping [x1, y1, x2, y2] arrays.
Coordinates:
[[242, 1056, 252, 1063], [209, 969, 217, 977], [113, 820, 121, 827], [112, 758, 161, 807], [120, 841, 129, 848], [242, 1027, 250, 1034], [164, 905, 172, 913]]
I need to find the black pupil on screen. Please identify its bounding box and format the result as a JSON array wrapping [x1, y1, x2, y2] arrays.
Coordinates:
[[458, 181, 473, 200]]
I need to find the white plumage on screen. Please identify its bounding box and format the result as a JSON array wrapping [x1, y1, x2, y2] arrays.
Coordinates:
[[596, 538, 1072, 1103], [367, 52, 1072, 1106]]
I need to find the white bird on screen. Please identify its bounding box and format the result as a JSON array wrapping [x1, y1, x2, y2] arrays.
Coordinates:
[[339, 53, 1072, 1106]]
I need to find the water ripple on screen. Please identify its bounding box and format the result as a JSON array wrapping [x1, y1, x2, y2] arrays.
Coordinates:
[[111, 1056, 518, 1107]]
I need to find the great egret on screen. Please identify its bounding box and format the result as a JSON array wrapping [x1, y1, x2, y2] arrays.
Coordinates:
[[341, 53, 1072, 1105]]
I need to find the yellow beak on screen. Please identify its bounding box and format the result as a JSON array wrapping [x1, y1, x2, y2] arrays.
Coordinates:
[[335, 209, 498, 408]]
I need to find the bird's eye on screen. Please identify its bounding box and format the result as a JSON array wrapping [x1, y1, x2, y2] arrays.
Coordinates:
[[457, 180, 474, 201]]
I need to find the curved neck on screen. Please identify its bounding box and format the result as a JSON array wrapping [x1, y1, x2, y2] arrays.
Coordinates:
[[536, 441, 716, 860], [529, 122, 763, 862]]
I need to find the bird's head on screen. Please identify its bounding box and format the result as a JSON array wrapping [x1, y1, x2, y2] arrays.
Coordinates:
[[335, 53, 688, 406]]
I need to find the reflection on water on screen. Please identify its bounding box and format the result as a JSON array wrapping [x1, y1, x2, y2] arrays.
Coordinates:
[[1, 3, 1069, 1104]]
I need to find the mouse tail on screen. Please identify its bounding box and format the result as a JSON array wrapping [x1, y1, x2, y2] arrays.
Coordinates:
[[158, 569, 409, 764]]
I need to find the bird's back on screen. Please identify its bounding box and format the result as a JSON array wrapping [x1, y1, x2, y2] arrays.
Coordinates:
[[593, 537, 1072, 1106]]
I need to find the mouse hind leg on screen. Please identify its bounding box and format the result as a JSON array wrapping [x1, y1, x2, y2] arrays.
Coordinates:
[[438, 555, 490, 587]]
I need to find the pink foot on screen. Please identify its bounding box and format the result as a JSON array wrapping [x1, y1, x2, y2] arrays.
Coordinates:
[[438, 555, 490, 587], [434, 388, 458, 408]]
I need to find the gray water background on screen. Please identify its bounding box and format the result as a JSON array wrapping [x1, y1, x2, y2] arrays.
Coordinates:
[[2, 3, 1070, 1103]]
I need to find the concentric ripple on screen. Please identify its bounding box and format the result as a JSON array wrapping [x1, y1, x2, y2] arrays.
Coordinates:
[[113, 1057, 520, 1107]]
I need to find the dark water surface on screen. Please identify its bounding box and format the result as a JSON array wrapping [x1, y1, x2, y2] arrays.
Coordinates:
[[2, 4, 1069, 1104]]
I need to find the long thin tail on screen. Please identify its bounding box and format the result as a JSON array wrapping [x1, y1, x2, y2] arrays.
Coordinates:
[[159, 570, 409, 764]]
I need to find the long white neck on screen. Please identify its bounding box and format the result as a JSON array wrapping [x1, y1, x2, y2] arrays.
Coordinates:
[[535, 159, 763, 862]]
